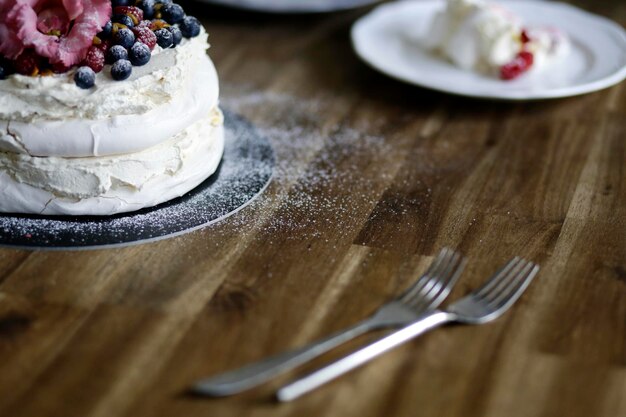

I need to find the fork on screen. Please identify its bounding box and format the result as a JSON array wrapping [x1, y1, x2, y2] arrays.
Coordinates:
[[277, 257, 539, 401], [191, 248, 466, 397]]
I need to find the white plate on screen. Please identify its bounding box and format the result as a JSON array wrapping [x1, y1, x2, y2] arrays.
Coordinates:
[[202, 0, 381, 13], [351, 0, 626, 100]]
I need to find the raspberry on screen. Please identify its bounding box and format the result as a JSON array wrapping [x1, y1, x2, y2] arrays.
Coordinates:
[[14, 50, 40, 76], [520, 29, 531, 44], [500, 51, 534, 80], [137, 20, 151, 28], [114, 6, 144, 24], [518, 51, 534, 66], [132, 25, 157, 50], [96, 38, 112, 54], [82, 45, 105, 73]]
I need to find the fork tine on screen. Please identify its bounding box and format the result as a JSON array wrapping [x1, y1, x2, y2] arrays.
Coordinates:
[[425, 255, 467, 310], [399, 248, 452, 303], [479, 258, 529, 302], [408, 252, 463, 309], [401, 248, 456, 306], [484, 260, 532, 304], [490, 263, 539, 309], [475, 257, 522, 298]]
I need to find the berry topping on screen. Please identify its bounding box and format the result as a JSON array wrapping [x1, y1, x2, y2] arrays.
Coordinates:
[[95, 38, 112, 54], [521, 29, 531, 44], [180, 16, 201, 38], [74, 66, 96, 89], [114, 27, 136, 49], [154, 28, 173, 48], [161, 4, 185, 24], [137, 0, 156, 20], [14, 50, 40, 76], [98, 21, 113, 39], [500, 51, 534, 80], [111, 59, 133, 80], [129, 42, 151, 66], [114, 6, 144, 25], [0, 0, 206, 86], [132, 26, 157, 50], [106, 45, 129, 64], [168, 25, 183, 46], [112, 14, 135, 28], [149, 19, 170, 31], [82, 46, 106, 73]]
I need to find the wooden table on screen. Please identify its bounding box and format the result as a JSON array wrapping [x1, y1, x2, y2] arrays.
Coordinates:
[[1, 1, 624, 416]]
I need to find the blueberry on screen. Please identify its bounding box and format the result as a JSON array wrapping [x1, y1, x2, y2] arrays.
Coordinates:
[[98, 21, 113, 39], [179, 16, 200, 38], [0, 65, 7, 80], [137, 0, 155, 19], [113, 28, 135, 49], [112, 14, 134, 28], [74, 66, 96, 89], [129, 42, 151, 66], [154, 28, 173, 48], [112, 0, 131, 6], [161, 4, 185, 24], [106, 45, 129, 64], [111, 59, 132, 81], [168, 25, 182, 46], [156, 0, 172, 4]]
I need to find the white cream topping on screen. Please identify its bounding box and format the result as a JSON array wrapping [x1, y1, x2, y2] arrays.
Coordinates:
[[0, 29, 219, 158], [0, 29, 210, 121], [425, 0, 569, 74], [0, 110, 225, 216]]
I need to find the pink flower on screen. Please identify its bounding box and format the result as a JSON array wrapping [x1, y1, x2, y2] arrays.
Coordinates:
[[0, 0, 111, 67]]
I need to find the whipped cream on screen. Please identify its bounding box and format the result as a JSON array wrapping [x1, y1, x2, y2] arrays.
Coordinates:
[[425, 0, 569, 75], [0, 110, 225, 215], [0, 30, 219, 158], [0, 29, 211, 122]]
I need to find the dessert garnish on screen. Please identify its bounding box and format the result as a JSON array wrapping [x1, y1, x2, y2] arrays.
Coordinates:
[[0, 0, 202, 88]]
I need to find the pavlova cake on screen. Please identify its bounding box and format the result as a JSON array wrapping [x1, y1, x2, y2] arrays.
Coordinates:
[[425, 0, 570, 80], [0, 0, 224, 215]]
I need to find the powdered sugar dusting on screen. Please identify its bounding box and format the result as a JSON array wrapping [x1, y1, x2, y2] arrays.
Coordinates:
[[203, 84, 396, 245]]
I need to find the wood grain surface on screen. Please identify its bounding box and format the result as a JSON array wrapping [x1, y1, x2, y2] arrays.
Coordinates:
[[1, 1, 625, 416]]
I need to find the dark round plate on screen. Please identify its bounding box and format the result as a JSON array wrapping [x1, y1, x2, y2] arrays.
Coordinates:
[[0, 110, 274, 250]]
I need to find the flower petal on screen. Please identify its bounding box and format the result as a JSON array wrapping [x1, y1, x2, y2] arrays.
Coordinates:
[[55, 0, 111, 66], [0, 23, 25, 59], [62, 0, 84, 21], [9, 3, 61, 60]]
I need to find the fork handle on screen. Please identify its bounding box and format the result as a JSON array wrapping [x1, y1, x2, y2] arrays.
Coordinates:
[[192, 318, 385, 396], [276, 310, 452, 402]]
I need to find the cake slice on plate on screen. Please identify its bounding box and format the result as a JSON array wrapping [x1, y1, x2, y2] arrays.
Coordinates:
[[424, 0, 570, 80]]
